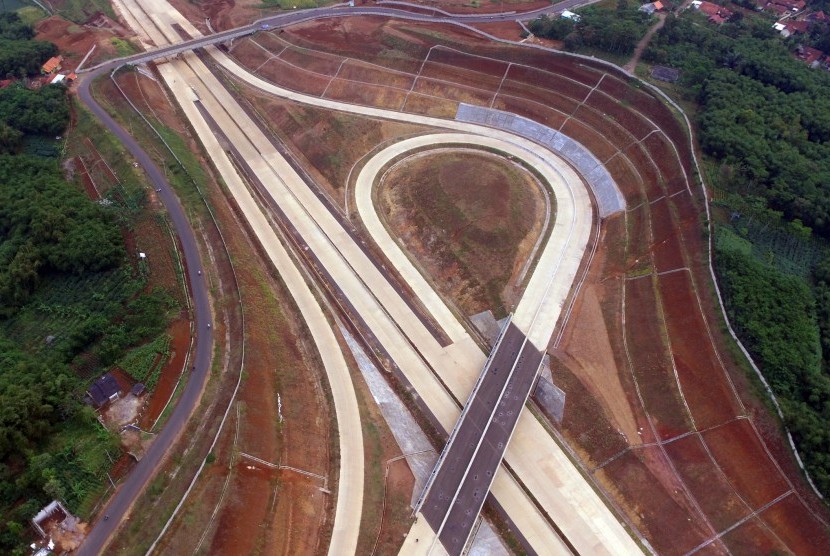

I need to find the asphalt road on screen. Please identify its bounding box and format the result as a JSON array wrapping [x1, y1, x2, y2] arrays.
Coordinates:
[[420, 324, 544, 555], [75, 75, 214, 556]]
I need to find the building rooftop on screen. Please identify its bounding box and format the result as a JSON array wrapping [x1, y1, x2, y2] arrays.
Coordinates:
[[87, 373, 120, 408]]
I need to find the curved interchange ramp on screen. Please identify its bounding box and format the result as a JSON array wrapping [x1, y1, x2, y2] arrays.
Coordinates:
[[107, 0, 639, 553]]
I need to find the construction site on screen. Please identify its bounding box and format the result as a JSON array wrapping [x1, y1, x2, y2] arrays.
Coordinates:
[[31, 0, 830, 554]]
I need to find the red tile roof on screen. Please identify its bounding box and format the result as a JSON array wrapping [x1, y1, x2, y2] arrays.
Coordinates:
[[41, 56, 62, 73], [797, 46, 824, 64]]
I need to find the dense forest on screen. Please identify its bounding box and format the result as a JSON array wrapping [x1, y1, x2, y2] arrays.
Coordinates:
[[0, 80, 172, 551], [0, 13, 57, 78], [645, 12, 830, 495], [527, 3, 653, 56]]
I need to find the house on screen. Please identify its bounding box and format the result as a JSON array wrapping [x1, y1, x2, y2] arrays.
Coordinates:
[[806, 10, 828, 22], [765, 2, 792, 16], [639, 1, 665, 15], [41, 56, 62, 74], [50, 74, 65, 85], [561, 10, 582, 22], [693, 1, 734, 22], [651, 65, 681, 82], [796, 45, 825, 66], [775, 19, 810, 37], [86, 373, 121, 408], [772, 0, 806, 11]]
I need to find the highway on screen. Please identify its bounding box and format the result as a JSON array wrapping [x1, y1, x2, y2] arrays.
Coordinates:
[[419, 324, 545, 555], [75, 0, 634, 554]]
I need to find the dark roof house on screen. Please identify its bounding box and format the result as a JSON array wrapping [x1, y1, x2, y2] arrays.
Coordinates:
[[86, 373, 120, 408]]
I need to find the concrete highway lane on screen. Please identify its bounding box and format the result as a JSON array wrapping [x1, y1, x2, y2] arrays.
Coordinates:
[[75, 74, 214, 556]]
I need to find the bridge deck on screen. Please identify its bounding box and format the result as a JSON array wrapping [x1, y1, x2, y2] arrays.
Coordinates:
[[420, 323, 544, 555]]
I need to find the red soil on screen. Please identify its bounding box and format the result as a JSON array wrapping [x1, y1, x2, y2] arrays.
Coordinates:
[[599, 448, 716, 554], [339, 59, 416, 90], [757, 493, 830, 556], [625, 275, 694, 440], [662, 433, 752, 532], [35, 16, 120, 72], [325, 78, 407, 109], [141, 318, 191, 426], [658, 271, 743, 430], [471, 20, 526, 41], [701, 419, 790, 509]]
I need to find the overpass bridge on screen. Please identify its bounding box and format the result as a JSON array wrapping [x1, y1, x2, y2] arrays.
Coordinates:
[[416, 319, 546, 555]]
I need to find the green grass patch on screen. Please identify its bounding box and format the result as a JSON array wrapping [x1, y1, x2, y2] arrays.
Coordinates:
[[116, 333, 171, 384], [15, 5, 46, 25], [111, 37, 136, 57], [56, 0, 114, 23]]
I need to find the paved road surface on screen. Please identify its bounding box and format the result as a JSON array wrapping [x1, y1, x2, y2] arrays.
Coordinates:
[[75, 75, 213, 556], [420, 324, 545, 555]]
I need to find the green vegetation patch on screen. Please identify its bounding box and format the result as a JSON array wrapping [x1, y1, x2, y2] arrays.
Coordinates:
[[528, 2, 653, 57], [0, 12, 56, 78], [0, 39, 180, 548]]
